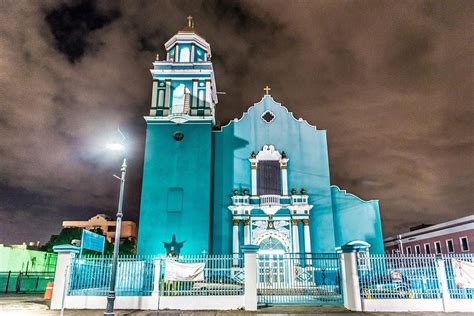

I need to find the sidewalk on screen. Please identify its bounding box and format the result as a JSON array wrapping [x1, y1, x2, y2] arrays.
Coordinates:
[[0, 295, 471, 315]]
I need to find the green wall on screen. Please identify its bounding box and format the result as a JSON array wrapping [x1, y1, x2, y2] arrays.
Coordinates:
[[0, 245, 57, 272]]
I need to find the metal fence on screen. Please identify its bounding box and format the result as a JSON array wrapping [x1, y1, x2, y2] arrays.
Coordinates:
[[257, 253, 342, 305], [0, 271, 55, 294], [442, 253, 474, 299], [68, 255, 155, 296], [357, 253, 474, 300], [160, 254, 244, 296]]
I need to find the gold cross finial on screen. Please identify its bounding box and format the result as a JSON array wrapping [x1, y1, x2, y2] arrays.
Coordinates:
[[264, 85, 271, 95], [187, 16, 194, 28]]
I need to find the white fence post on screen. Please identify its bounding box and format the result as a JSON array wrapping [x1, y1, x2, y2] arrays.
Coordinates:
[[242, 245, 259, 311], [50, 245, 80, 310], [153, 258, 161, 310], [436, 259, 450, 312], [338, 245, 362, 311]]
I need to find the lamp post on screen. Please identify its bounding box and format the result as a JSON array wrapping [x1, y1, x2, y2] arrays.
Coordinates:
[[397, 234, 403, 255], [104, 143, 127, 316]]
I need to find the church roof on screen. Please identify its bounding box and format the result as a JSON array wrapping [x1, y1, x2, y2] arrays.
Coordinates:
[[217, 94, 321, 133], [164, 16, 211, 56]]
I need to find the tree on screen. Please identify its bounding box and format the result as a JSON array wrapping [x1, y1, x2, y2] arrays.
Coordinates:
[[42, 227, 135, 255], [118, 238, 136, 255], [42, 227, 82, 252]]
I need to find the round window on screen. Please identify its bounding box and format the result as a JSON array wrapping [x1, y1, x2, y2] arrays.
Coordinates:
[[174, 132, 184, 141]]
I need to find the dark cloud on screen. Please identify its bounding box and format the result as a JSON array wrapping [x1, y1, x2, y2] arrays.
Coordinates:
[[45, 0, 120, 62], [0, 0, 472, 244]]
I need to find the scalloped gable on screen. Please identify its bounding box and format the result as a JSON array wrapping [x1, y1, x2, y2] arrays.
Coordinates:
[[330, 185, 379, 204], [217, 95, 324, 132]]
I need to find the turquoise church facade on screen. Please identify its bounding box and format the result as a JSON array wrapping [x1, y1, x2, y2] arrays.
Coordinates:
[[137, 21, 384, 256]]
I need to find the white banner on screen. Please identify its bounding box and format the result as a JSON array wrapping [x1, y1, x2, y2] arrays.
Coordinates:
[[452, 259, 474, 289], [164, 260, 205, 281]]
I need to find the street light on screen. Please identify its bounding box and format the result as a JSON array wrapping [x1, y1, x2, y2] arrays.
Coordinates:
[[106, 143, 125, 152], [104, 142, 127, 316]]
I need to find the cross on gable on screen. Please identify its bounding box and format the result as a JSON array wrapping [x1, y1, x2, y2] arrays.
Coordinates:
[[264, 85, 271, 95]]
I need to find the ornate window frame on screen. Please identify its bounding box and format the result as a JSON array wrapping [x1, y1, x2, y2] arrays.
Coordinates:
[[249, 145, 289, 197]]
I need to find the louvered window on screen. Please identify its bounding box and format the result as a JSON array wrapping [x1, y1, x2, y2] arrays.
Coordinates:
[[257, 160, 281, 195]]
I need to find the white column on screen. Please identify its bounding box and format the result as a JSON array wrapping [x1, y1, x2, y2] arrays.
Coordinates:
[[291, 219, 300, 254], [50, 245, 79, 310], [437, 259, 451, 312], [280, 158, 289, 196], [243, 219, 251, 245], [205, 80, 211, 114], [242, 245, 259, 311], [192, 80, 198, 114], [232, 219, 240, 266], [340, 250, 362, 311], [303, 219, 312, 265], [152, 258, 161, 310], [250, 159, 258, 196], [150, 81, 158, 115], [164, 79, 171, 114]]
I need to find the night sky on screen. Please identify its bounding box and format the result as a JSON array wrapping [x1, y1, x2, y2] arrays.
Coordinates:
[[0, 0, 472, 244]]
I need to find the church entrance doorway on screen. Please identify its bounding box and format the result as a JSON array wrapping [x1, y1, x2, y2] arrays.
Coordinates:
[[257, 237, 288, 287], [256, 252, 343, 306]]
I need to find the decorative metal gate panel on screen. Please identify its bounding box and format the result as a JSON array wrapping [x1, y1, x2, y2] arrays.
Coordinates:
[[257, 253, 343, 305]]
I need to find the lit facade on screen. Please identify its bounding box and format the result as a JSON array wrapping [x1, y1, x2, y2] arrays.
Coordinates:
[[137, 20, 384, 256]]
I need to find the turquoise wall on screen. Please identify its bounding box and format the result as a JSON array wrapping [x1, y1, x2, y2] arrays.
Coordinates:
[[137, 121, 213, 255], [137, 96, 384, 255], [331, 186, 384, 253], [211, 96, 337, 253]]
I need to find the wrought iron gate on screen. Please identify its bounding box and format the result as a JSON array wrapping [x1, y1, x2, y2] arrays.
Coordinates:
[[257, 253, 343, 305]]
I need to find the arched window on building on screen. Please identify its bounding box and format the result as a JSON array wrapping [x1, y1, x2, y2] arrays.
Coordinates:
[[259, 236, 286, 254]]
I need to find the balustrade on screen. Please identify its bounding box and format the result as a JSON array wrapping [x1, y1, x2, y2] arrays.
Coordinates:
[[231, 194, 309, 206], [260, 195, 280, 205], [290, 195, 308, 205]]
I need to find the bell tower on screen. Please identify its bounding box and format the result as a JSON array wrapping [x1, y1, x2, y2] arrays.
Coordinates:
[[137, 17, 217, 255], [148, 16, 217, 122]]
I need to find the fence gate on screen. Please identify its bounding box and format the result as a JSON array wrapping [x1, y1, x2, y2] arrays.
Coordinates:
[[257, 253, 342, 305]]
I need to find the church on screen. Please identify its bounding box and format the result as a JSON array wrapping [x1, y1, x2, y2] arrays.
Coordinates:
[[137, 18, 384, 256]]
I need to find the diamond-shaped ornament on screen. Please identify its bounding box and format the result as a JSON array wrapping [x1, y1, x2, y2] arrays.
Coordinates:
[[261, 110, 275, 123]]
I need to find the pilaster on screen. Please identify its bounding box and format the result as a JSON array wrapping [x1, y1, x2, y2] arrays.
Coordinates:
[[243, 219, 251, 245], [303, 218, 312, 265], [291, 218, 300, 254], [232, 218, 240, 259], [150, 81, 158, 115], [249, 158, 258, 196], [280, 157, 289, 196]]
